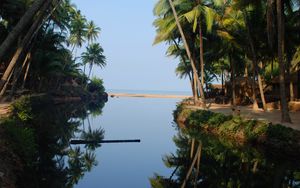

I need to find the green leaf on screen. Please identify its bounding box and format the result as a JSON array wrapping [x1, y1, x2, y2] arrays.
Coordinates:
[[204, 6, 216, 33]]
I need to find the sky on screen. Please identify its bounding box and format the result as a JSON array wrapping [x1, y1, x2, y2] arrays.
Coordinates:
[[72, 0, 191, 92]]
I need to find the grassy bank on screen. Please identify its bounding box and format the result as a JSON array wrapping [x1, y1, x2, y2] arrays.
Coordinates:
[[174, 104, 300, 157]]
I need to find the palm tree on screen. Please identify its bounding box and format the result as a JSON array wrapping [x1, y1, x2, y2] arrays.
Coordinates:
[[68, 11, 87, 54], [86, 20, 100, 44], [165, 0, 207, 107], [81, 43, 106, 79], [84, 20, 100, 73], [276, 0, 292, 123]]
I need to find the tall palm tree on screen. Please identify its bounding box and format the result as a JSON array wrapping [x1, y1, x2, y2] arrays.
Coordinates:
[[276, 0, 292, 122], [68, 11, 87, 54], [166, 0, 207, 107], [81, 43, 106, 79], [84, 20, 100, 73]]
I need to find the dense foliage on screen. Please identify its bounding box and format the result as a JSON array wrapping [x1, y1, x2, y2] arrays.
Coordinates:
[[0, 0, 106, 100], [154, 0, 300, 122]]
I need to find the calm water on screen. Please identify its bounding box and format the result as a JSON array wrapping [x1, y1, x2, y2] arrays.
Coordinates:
[[11, 95, 300, 187], [75, 97, 180, 188]]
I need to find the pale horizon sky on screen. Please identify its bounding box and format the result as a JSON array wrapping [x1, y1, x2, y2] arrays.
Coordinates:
[[72, 0, 191, 92]]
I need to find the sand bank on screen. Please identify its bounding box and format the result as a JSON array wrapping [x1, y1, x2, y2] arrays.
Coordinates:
[[108, 93, 191, 99]]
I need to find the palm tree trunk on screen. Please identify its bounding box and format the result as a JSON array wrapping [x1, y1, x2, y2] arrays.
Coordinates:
[[229, 53, 236, 106], [257, 61, 267, 110], [252, 62, 258, 109], [221, 70, 224, 92], [0, 0, 54, 91], [193, 72, 199, 102], [88, 64, 93, 79], [277, 0, 292, 123], [9, 52, 31, 96], [0, 0, 45, 61], [171, 38, 195, 99], [199, 19, 205, 89], [288, 65, 294, 101], [0, 68, 14, 96], [171, 38, 193, 82], [244, 11, 265, 110], [22, 55, 31, 89], [168, 0, 206, 108]]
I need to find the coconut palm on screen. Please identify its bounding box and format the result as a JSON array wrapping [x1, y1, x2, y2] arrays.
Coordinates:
[[68, 11, 87, 54], [81, 43, 106, 79], [276, 0, 292, 123], [86, 20, 100, 44]]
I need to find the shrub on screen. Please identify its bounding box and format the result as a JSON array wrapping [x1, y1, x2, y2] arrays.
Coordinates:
[[87, 77, 105, 94], [186, 110, 213, 126], [12, 96, 33, 122], [208, 113, 232, 127], [266, 124, 296, 142]]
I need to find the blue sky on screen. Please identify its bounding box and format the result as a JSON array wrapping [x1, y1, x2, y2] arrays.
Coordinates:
[[72, 0, 191, 92]]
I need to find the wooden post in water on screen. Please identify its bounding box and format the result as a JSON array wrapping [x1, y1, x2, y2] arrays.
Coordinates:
[[70, 139, 141, 144]]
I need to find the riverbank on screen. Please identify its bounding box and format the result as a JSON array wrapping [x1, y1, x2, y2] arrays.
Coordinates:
[[174, 103, 300, 157], [185, 103, 300, 131]]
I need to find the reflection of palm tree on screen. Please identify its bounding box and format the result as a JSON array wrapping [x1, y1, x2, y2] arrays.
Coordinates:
[[80, 125, 105, 150], [83, 151, 98, 171], [67, 147, 85, 186]]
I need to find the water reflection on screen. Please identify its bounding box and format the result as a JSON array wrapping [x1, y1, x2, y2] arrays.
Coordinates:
[[150, 123, 300, 188], [19, 99, 105, 188]]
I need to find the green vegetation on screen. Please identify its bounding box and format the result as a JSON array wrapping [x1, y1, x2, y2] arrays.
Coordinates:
[[154, 0, 300, 122], [0, 0, 107, 101], [174, 104, 300, 154]]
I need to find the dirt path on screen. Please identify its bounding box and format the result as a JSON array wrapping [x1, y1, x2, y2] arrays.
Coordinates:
[[0, 103, 11, 118], [186, 103, 300, 131]]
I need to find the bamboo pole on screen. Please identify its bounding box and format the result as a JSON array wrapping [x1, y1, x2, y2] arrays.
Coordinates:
[[70, 139, 141, 144]]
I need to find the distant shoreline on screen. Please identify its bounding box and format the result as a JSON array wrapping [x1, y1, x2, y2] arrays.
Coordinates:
[[108, 93, 191, 99]]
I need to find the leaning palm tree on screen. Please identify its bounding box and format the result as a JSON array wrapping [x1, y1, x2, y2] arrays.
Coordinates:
[[81, 43, 106, 79], [0, 0, 48, 61], [167, 0, 206, 108]]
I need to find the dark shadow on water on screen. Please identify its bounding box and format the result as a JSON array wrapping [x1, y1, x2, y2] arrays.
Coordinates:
[[150, 123, 300, 188], [15, 99, 106, 188]]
